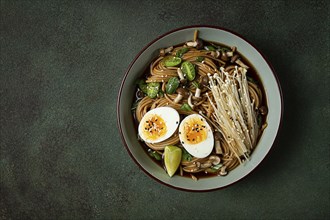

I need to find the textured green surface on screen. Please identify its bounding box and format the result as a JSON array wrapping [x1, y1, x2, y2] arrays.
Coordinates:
[[1, 0, 329, 219]]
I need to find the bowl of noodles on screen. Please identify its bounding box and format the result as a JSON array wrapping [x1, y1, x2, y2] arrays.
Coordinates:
[[117, 26, 282, 191]]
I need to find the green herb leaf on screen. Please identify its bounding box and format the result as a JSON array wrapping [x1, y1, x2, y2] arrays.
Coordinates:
[[220, 47, 230, 52], [158, 90, 164, 98], [181, 61, 195, 81], [247, 76, 258, 85], [211, 164, 223, 170], [147, 82, 160, 98], [148, 149, 162, 161], [180, 103, 192, 111], [204, 45, 216, 51], [163, 56, 182, 67], [153, 151, 162, 160], [181, 148, 193, 162], [137, 79, 148, 94], [195, 56, 204, 62], [257, 113, 262, 126], [176, 47, 189, 58], [165, 77, 180, 94], [131, 100, 140, 111], [191, 81, 199, 89]]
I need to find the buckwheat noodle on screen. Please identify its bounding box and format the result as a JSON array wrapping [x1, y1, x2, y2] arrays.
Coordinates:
[[134, 30, 268, 179]]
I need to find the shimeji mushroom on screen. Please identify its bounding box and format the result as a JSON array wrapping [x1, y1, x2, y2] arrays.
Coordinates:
[[220, 51, 229, 61], [200, 161, 213, 169], [176, 68, 186, 84], [209, 155, 221, 165], [235, 59, 249, 69], [199, 75, 209, 88], [186, 38, 203, 49], [188, 93, 194, 109], [174, 88, 189, 103], [230, 54, 240, 63], [194, 87, 201, 98], [220, 165, 227, 176], [214, 131, 223, 155], [159, 46, 174, 56], [192, 75, 209, 99], [259, 106, 268, 115]]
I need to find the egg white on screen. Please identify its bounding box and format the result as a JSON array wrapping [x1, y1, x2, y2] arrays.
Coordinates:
[[179, 114, 214, 158], [138, 107, 180, 144]]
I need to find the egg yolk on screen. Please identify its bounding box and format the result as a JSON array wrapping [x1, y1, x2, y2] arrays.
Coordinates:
[[142, 114, 167, 141], [182, 117, 207, 145]]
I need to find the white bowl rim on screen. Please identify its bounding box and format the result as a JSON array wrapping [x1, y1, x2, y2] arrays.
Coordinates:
[[117, 25, 284, 192]]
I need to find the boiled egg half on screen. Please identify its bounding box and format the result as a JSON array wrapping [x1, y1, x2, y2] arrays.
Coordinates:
[[138, 107, 180, 144], [179, 114, 214, 158]]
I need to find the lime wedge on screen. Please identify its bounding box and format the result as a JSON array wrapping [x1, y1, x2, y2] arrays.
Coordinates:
[[164, 146, 182, 177]]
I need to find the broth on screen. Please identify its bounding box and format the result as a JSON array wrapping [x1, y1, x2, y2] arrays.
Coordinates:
[[132, 40, 268, 179]]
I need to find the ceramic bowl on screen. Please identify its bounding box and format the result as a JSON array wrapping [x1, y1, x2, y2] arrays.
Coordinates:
[[117, 26, 283, 191]]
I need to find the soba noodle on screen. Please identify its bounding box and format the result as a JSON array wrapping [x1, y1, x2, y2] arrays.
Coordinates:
[[133, 30, 268, 179]]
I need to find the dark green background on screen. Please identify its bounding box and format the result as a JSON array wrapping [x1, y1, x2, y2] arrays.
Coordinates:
[[1, 0, 329, 219]]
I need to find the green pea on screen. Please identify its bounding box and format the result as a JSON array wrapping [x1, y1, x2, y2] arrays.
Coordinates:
[[181, 61, 195, 81], [165, 77, 180, 94], [176, 48, 189, 58], [163, 56, 182, 67], [147, 82, 160, 98]]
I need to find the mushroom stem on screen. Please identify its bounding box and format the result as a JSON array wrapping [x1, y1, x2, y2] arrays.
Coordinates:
[[235, 59, 249, 69], [215, 140, 223, 155], [186, 41, 198, 47], [188, 93, 194, 109], [177, 68, 185, 82], [220, 51, 229, 61], [209, 155, 221, 165], [200, 161, 212, 169], [226, 51, 233, 57], [214, 131, 223, 155], [164, 46, 173, 54], [259, 106, 268, 115], [174, 94, 183, 103], [195, 88, 201, 97], [220, 166, 227, 176], [230, 54, 239, 63]]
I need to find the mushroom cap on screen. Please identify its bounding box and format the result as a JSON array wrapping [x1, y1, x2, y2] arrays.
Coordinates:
[[259, 106, 268, 115], [195, 38, 204, 50], [214, 131, 222, 141], [209, 155, 221, 165], [176, 87, 190, 98], [199, 75, 209, 87]]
